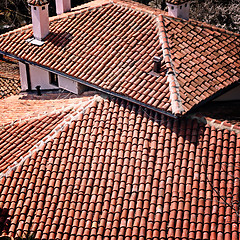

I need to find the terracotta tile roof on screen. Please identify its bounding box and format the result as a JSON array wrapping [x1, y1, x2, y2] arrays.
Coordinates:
[[162, 16, 240, 113], [0, 97, 239, 239], [0, 91, 96, 126], [0, 77, 20, 99], [28, 0, 49, 6], [0, 59, 21, 99], [0, 93, 97, 175], [0, 0, 239, 117], [190, 101, 240, 133], [0, 59, 19, 79], [166, 0, 188, 5]]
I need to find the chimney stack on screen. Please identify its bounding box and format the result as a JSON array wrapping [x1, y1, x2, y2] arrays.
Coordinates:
[[55, 0, 71, 15], [166, 0, 190, 20], [28, 0, 50, 40]]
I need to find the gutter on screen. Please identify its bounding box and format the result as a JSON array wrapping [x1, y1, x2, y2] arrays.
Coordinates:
[[0, 50, 178, 119]]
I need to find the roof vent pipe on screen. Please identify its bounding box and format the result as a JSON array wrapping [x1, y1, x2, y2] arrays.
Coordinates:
[[55, 0, 71, 15], [36, 85, 42, 95], [153, 56, 163, 73]]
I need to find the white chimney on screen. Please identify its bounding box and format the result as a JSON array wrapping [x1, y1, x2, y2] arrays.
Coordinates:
[[166, 0, 190, 20], [55, 0, 71, 15], [28, 0, 49, 40]]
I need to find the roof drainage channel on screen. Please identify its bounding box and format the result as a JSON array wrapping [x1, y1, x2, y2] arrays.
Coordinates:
[[0, 51, 178, 119]]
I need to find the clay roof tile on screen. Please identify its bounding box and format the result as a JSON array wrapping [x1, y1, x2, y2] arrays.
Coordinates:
[[28, 0, 49, 6]]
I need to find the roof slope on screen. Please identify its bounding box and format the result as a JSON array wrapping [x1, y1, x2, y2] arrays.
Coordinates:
[[0, 97, 240, 239], [162, 16, 240, 112], [0, 92, 93, 125], [0, 93, 96, 174], [0, 77, 20, 99], [0, 0, 239, 117], [0, 59, 20, 99], [0, 110, 70, 175]]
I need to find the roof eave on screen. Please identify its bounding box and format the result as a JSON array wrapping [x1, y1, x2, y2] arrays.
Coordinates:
[[0, 50, 178, 119], [185, 80, 240, 115]]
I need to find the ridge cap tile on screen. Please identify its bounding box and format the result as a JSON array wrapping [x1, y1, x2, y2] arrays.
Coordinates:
[[156, 15, 184, 115], [0, 0, 239, 117], [0, 98, 239, 239]]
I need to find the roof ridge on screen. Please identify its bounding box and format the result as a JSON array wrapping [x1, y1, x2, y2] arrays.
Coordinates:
[[189, 18, 240, 37], [156, 15, 184, 116], [0, 95, 102, 179], [71, 0, 113, 12], [191, 113, 240, 134], [111, 0, 166, 15]]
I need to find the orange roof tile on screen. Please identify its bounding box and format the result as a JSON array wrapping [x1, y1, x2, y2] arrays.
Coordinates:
[[0, 59, 20, 99], [0, 91, 97, 126], [28, 0, 49, 6], [0, 77, 20, 99], [0, 92, 98, 174], [0, 97, 239, 239], [0, 0, 239, 117], [166, 0, 188, 4]]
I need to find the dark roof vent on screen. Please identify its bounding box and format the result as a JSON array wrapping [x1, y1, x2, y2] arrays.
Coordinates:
[[153, 56, 163, 73]]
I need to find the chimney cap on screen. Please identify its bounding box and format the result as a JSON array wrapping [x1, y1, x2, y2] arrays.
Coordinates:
[[28, 0, 49, 6], [166, 0, 189, 5]]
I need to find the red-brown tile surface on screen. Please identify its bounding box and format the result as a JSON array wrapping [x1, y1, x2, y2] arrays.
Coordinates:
[[0, 0, 239, 117], [0, 77, 20, 100], [0, 59, 20, 99], [162, 16, 240, 113], [0, 92, 95, 125], [0, 92, 96, 174], [166, 0, 188, 5], [0, 0, 171, 116], [28, 0, 48, 6], [0, 97, 239, 239]]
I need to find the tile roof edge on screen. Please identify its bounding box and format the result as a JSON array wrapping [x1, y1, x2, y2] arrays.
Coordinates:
[[190, 113, 240, 134], [156, 15, 185, 115], [71, 0, 113, 10], [166, 0, 189, 5], [0, 95, 102, 178], [164, 15, 240, 37], [50, 0, 114, 21], [111, 0, 166, 15], [0, 1, 113, 37], [0, 50, 178, 119], [189, 19, 240, 37], [0, 24, 32, 38], [51, 0, 167, 22]]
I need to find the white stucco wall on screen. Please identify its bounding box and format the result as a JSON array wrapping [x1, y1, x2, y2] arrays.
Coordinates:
[[214, 85, 240, 101], [31, 4, 49, 40], [19, 63, 85, 94], [29, 65, 58, 90], [167, 2, 190, 20], [58, 75, 78, 94], [19, 62, 28, 91], [56, 0, 71, 15]]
